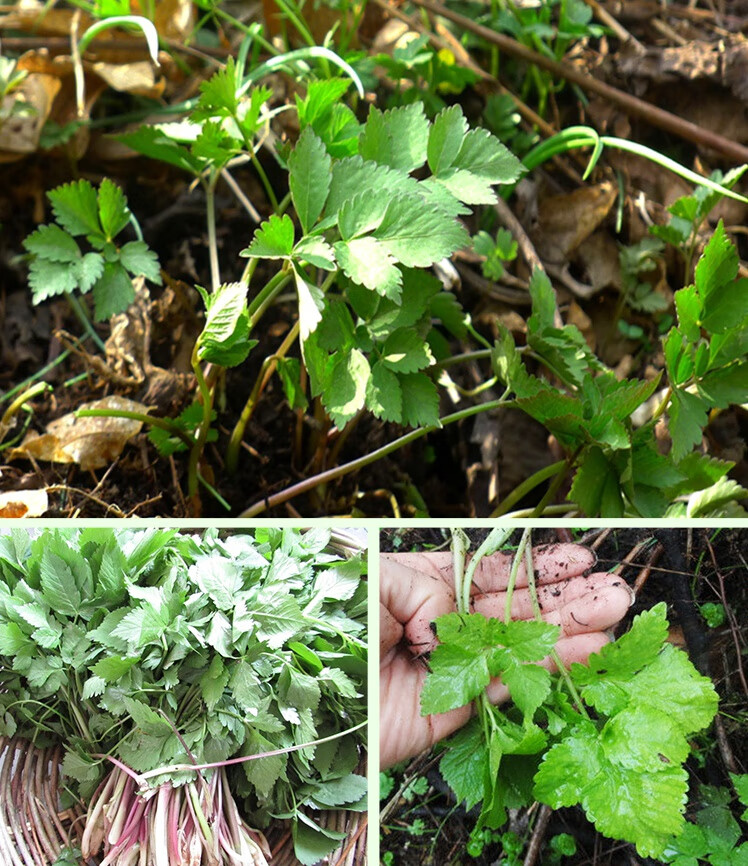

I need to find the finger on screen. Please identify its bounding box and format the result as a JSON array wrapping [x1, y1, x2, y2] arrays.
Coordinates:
[[380, 653, 471, 768], [380, 559, 454, 654], [380, 603, 404, 657], [484, 630, 612, 704], [472, 573, 634, 635], [386, 544, 597, 593]]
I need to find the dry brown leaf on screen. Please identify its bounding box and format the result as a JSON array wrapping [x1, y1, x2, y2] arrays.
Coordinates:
[[11, 396, 147, 471], [0, 489, 49, 517], [153, 0, 195, 42], [0, 70, 60, 160], [532, 182, 618, 266]]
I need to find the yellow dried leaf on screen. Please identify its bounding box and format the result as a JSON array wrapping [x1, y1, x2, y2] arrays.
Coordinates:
[[11, 396, 146, 471]]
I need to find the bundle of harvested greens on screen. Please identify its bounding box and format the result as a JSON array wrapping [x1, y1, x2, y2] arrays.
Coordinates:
[[0, 527, 367, 865]]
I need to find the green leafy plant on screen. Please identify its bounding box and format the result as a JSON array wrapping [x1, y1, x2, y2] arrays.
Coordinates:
[[0, 56, 34, 124], [699, 602, 727, 629], [661, 776, 748, 865], [23, 178, 161, 321], [619, 236, 668, 313], [650, 166, 748, 278], [473, 226, 518, 281], [372, 35, 478, 114], [491, 219, 748, 517], [0, 527, 367, 865], [421, 530, 719, 860]]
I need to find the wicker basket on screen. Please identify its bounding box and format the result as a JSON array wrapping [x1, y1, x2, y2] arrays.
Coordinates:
[[0, 737, 367, 866]]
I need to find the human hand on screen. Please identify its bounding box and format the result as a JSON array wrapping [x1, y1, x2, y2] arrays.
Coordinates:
[[380, 544, 634, 768]]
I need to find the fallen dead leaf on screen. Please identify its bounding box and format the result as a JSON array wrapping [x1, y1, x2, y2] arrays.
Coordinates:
[[11, 395, 147, 471], [532, 182, 618, 266], [0, 489, 49, 517]]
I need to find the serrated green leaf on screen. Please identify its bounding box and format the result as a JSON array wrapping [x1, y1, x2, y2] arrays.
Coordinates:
[[337, 193, 387, 241], [242, 214, 295, 259], [697, 361, 748, 408], [334, 237, 402, 300], [200, 281, 247, 344], [48, 180, 100, 237], [292, 818, 344, 866], [311, 773, 367, 807], [428, 104, 468, 175], [92, 262, 135, 320], [534, 719, 689, 858], [437, 128, 523, 204], [695, 221, 737, 303], [359, 102, 428, 173], [91, 655, 138, 682], [686, 476, 748, 518], [365, 361, 402, 422], [243, 730, 287, 798], [288, 127, 331, 234], [375, 194, 469, 267], [193, 56, 239, 119], [501, 660, 552, 720], [117, 126, 205, 175], [82, 675, 107, 699], [381, 328, 434, 373], [0, 622, 30, 654], [40, 550, 81, 616], [97, 178, 130, 240], [327, 155, 466, 223], [293, 236, 336, 270], [673, 283, 700, 335], [23, 224, 81, 263], [669, 388, 708, 461], [439, 721, 488, 811], [700, 277, 748, 334], [119, 241, 161, 283], [569, 447, 622, 516], [75, 253, 105, 293], [200, 655, 229, 710], [398, 372, 440, 428], [322, 348, 370, 428], [28, 256, 78, 302], [191, 120, 241, 167]]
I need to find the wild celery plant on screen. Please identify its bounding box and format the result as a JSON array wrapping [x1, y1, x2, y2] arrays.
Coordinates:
[[491, 220, 748, 518], [107, 47, 523, 498], [422, 530, 719, 860]]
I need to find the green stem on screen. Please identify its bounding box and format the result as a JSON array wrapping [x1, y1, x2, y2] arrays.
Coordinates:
[[492, 459, 566, 517], [530, 450, 578, 517], [225, 320, 300, 474], [75, 409, 195, 449], [250, 152, 279, 213], [239, 395, 512, 516], [435, 349, 493, 370], [67, 292, 106, 353], [462, 528, 514, 615], [247, 269, 293, 323], [204, 171, 221, 291], [504, 527, 531, 624], [187, 348, 214, 498], [525, 545, 589, 717], [451, 529, 470, 615]]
